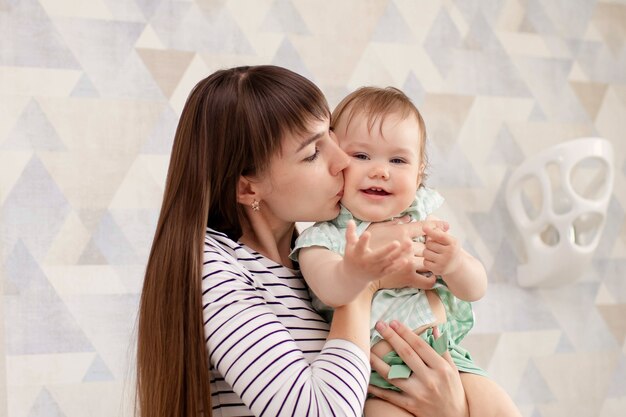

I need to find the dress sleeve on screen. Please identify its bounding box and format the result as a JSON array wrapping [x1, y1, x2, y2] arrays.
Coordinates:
[[289, 221, 343, 262], [202, 248, 369, 417]]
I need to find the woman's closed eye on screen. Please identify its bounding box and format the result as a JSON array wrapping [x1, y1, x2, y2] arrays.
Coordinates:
[[303, 147, 320, 162]]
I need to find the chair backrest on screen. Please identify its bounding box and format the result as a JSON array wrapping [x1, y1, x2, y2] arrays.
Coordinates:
[[505, 137, 614, 287]]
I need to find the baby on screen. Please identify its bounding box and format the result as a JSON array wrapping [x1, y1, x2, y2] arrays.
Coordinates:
[[291, 87, 521, 416]]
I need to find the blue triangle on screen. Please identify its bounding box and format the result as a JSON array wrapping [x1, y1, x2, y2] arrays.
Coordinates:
[[261, 0, 310, 35], [514, 359, 556, 404], [529, 103, 547, 121], [402, 72, 425, 106], [141, 106, 177, 154], [1, 155, 71, 262], [83, 355, 115, 382], [28, 388, 66, 417], [423, 8, 462, 77], [91, 211, 139, 265], [134, 0, 164, 20], [5, 240, 50, 293], [555, 332, 575, 353], [487, 125, 524, 165], [272, 38, 315, 82], [371, 1, 414, 43], [4, 245, 94, 354], [2, 99, 66, 151], [426, 142, 483, 188], [607, 355, 626, 397], [70, 73, 100, 97], [0, 0, 80, 69]]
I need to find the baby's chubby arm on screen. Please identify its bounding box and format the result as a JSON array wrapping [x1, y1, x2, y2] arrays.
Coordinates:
[[299, 220, 412, 308], [422, 222, 487, 302]]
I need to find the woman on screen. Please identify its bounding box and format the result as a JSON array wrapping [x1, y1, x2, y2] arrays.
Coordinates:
[[136, 65, 469, 417]]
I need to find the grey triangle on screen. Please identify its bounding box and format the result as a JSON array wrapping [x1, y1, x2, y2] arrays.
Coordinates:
[[28, 388, 66, 417], [594, 197, 624, 258], [555, 332, 575, 353], [529, 103, 547, 121], [463, 11, 504, 52], [0, 0, 80, 69], [5, 240, 50, 293], [2, 99, 66, 151], [1, 155, 70, 261], [77, 237, 109, 265], [489, 241, 520, 284], [272, 38, 315, 82], [70, 73, 99, 97], [260, 0, 310, 35], [515, 360, 556, 404], [402, 72, 425, 106], [92, 211, 139, 264], [83, 354, 115, 382], [141, 106, 177, 154], [371, 0, 414, 43], [531, 408, 544, 417], [523, 0, 557, 35], [426, 142, 483, 188], [134, 0, 163, 20], [607, 356, 626, 397], [519, 13, 537, 33], [423, 8, 462, 76], [487, 125, 524, 165]]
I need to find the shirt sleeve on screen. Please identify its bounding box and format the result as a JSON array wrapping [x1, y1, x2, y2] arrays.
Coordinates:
[[202, 248, 370, 417]]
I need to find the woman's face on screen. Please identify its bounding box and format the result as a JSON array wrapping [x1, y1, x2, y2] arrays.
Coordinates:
[[252, 117, 350, 225]]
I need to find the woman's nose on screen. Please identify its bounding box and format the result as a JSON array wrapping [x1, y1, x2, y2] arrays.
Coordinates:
[[329, 141, 350, 176]]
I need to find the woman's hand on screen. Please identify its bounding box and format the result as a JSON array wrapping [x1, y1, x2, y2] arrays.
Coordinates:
[[368, 321, 469, 417]]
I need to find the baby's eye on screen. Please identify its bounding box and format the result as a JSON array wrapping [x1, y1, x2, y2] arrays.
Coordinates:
[[390, 158, 406, 164], [353, 153, 369, 160]]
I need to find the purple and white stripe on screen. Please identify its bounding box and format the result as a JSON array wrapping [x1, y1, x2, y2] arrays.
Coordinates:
[[202, 229, 369, 417]]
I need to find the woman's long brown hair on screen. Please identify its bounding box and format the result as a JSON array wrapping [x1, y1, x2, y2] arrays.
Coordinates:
[[136, 66, 328, 417]]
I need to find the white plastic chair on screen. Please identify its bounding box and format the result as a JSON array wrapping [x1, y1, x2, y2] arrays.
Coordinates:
[[505, 137, 614, 287]]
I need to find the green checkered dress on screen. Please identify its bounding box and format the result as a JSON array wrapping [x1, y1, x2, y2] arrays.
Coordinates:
[[291, 187, 486, 386]]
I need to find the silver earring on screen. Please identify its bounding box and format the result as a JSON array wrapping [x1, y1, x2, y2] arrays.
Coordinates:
[[251, 200, 260, 212]]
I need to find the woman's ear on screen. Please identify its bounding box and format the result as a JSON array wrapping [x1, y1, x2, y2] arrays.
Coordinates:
[[237, 176, 258, 206]]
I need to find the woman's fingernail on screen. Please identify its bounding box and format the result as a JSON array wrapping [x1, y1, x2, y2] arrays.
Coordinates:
[[389, 320, 400, 330], [375, 321, 387, 332]]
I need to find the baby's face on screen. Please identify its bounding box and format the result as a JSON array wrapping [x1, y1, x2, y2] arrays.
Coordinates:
[[335, 110, 422, 222]]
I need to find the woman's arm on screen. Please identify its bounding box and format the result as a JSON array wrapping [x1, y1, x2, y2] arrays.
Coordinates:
[[203, 243, 373, 416]]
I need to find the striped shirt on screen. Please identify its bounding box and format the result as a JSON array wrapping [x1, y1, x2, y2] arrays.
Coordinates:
[[202, 228, 370, 417]]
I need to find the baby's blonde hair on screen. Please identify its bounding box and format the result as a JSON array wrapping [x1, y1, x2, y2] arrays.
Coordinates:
[[331, 86, 428, 183]]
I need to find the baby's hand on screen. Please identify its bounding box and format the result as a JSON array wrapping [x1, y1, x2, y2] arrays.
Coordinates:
[[343, 220, 412, 283], [422, 224, 462, 277]]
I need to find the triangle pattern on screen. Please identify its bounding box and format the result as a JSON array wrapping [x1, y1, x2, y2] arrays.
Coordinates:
[[487, 125, 524, 165], [596, 304, 626, 345], [4, 244, 94, 355], [82, 354, 115, 382], [2, 99, 66, 151], [0, 0, 80, 69], [371, 0, 414, 43], [70, 74, 100, 98], [515, 359, 556, 404], [141, 106, 178, 154], [260, 0, 311, 35], [136, 48, 195, 98], [570, 80, 609, 120], [27, 388, 67, 417], [272, 38, 315, 82], [91, 211, 139, 265]]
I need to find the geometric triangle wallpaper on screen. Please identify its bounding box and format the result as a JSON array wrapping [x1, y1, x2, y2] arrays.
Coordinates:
[[1, 1, 625, 416]]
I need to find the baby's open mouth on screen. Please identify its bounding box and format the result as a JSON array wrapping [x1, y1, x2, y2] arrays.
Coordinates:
[[362, 187, 390, 196]]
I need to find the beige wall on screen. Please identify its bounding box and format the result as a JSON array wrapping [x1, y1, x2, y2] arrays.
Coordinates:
[[1, 1, 625, 416]]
